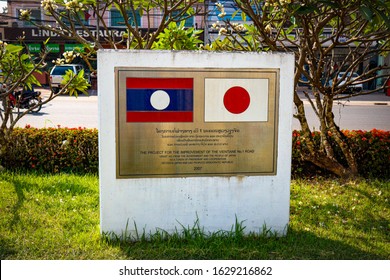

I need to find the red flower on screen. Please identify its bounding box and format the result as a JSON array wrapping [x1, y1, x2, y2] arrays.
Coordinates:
[[293, 131, 301, 137]]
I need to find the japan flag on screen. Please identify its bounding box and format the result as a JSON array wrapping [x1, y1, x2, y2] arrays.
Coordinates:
[[204, 78, 269, 122]]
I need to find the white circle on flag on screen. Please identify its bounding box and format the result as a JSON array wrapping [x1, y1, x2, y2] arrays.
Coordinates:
[[150, 90, 170, 110]]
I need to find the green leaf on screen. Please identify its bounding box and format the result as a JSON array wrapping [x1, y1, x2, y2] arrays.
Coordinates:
[[231, 9, 239, 21], [186, 7, 195, 16], [290, 16, 297, 25], [28, 76, 42, 88], [317, 0, 339, 9], [360, 6, 373, 20], [373, 7, 390, 29], [77, 69, 85, 79], [20, 54, 30, 61], [241, 11, 247, 22], [285, 24, 297, 35], [287, 35, 296, 41], [295, 5, 316, 15], [5, 44, 24, 53], [113, 2, 121, 13]]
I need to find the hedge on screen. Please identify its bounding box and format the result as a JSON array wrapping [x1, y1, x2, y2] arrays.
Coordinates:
[[1, 127, 389, 178], [1, 126, 98, 174], [292, 129, 390, 178]]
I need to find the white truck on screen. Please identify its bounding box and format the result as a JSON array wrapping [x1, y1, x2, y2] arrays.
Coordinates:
[[49, 64, 87, 93]]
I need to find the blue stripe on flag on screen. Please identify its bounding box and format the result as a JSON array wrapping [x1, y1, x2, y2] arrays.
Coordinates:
[[126, 89, 193, 111]]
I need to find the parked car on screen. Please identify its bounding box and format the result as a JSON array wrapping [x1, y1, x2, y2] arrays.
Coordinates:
[[329, 72, 363, 93], [49, 64, 90, 93]]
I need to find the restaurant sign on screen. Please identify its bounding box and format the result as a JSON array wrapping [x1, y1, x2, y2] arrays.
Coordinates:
[[4, 27, 127, 42]]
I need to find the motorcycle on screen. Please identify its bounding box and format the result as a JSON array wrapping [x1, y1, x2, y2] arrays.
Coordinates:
[[9, 88, 42, 113]]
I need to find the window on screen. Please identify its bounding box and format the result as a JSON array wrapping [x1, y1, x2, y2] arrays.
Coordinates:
[[51, 65, 75, 75], [171, 10, 194, 27], [17, 8, 41, 27], [110, 9, 141, 27], [207, 0, 253, 23], [58, 10, 89, 26]]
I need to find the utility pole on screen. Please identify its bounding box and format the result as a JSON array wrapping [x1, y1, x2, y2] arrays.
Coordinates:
[[204, 0, 211, 45], [96, 0, 100, 45]]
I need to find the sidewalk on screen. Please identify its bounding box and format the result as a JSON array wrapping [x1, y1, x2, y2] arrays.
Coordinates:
[[37, 86, 98, 98], [341, 91, 390, 102], [297, 86, 390, 105]]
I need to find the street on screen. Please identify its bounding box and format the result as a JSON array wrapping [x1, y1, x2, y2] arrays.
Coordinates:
[[15, 88, 390, 131], [292, 99, 390, 131], [16, 90, 98, 129]]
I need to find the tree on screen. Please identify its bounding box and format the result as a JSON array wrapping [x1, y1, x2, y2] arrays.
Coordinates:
[[1, 1, 204, 162], [32, 0, 205, 71], [207, 0, 390, 178], [0, 39, 89, 162], [0, 0, 205, 164]]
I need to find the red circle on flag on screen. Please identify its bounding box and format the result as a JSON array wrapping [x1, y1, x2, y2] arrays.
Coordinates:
[[223, 86, 250, 114]]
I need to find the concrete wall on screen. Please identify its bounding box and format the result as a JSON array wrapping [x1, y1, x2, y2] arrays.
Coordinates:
[[98, 50, 294, 237]]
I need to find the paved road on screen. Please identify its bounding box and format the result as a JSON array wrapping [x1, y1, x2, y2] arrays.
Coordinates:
[[292, 90, 390, 131], [15, 87, 390, 131], [16, 90, 98, 129]]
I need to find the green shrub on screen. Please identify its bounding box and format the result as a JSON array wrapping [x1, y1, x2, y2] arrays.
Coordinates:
[[1, 126, 98, 174], [292, 129, 390, 178], [1, 127, 389, 178]]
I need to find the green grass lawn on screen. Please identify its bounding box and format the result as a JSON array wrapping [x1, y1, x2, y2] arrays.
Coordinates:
[[0, 172, 388, 259]]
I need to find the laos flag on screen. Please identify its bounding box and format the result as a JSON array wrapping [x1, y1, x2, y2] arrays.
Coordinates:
[[126, 77, 194, 122]]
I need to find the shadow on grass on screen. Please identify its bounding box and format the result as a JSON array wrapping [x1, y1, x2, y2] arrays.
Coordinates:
[[9, 179, 27, 229], [0, 237, 17, 259], [3, 173, 96, 232], [107, 227, 383, 260]]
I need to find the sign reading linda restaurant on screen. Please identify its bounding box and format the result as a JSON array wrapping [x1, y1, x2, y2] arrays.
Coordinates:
[[99, 50, 294, 237], [116, 68, 278, 178]]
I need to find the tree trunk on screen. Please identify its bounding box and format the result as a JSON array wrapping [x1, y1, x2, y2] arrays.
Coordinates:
[[294, 90, 359, 179]]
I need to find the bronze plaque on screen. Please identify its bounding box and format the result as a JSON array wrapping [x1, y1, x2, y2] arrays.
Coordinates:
[[116, 68, 279, 178]]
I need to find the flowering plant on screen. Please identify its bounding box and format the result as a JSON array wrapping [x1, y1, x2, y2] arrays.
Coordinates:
[[292, 129, 390, 178]]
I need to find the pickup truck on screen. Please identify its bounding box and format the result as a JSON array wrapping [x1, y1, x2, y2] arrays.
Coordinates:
[[49, 64, 88, 93]]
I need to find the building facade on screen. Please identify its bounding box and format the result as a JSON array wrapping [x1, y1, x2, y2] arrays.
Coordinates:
[[1, 0, 209, 83], [1, 0, 388, 88], [2, 0, 207, 51]]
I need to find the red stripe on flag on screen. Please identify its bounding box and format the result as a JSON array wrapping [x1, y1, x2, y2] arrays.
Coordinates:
[[126, 78, 193, 89], [127, 112, 193, 122]]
